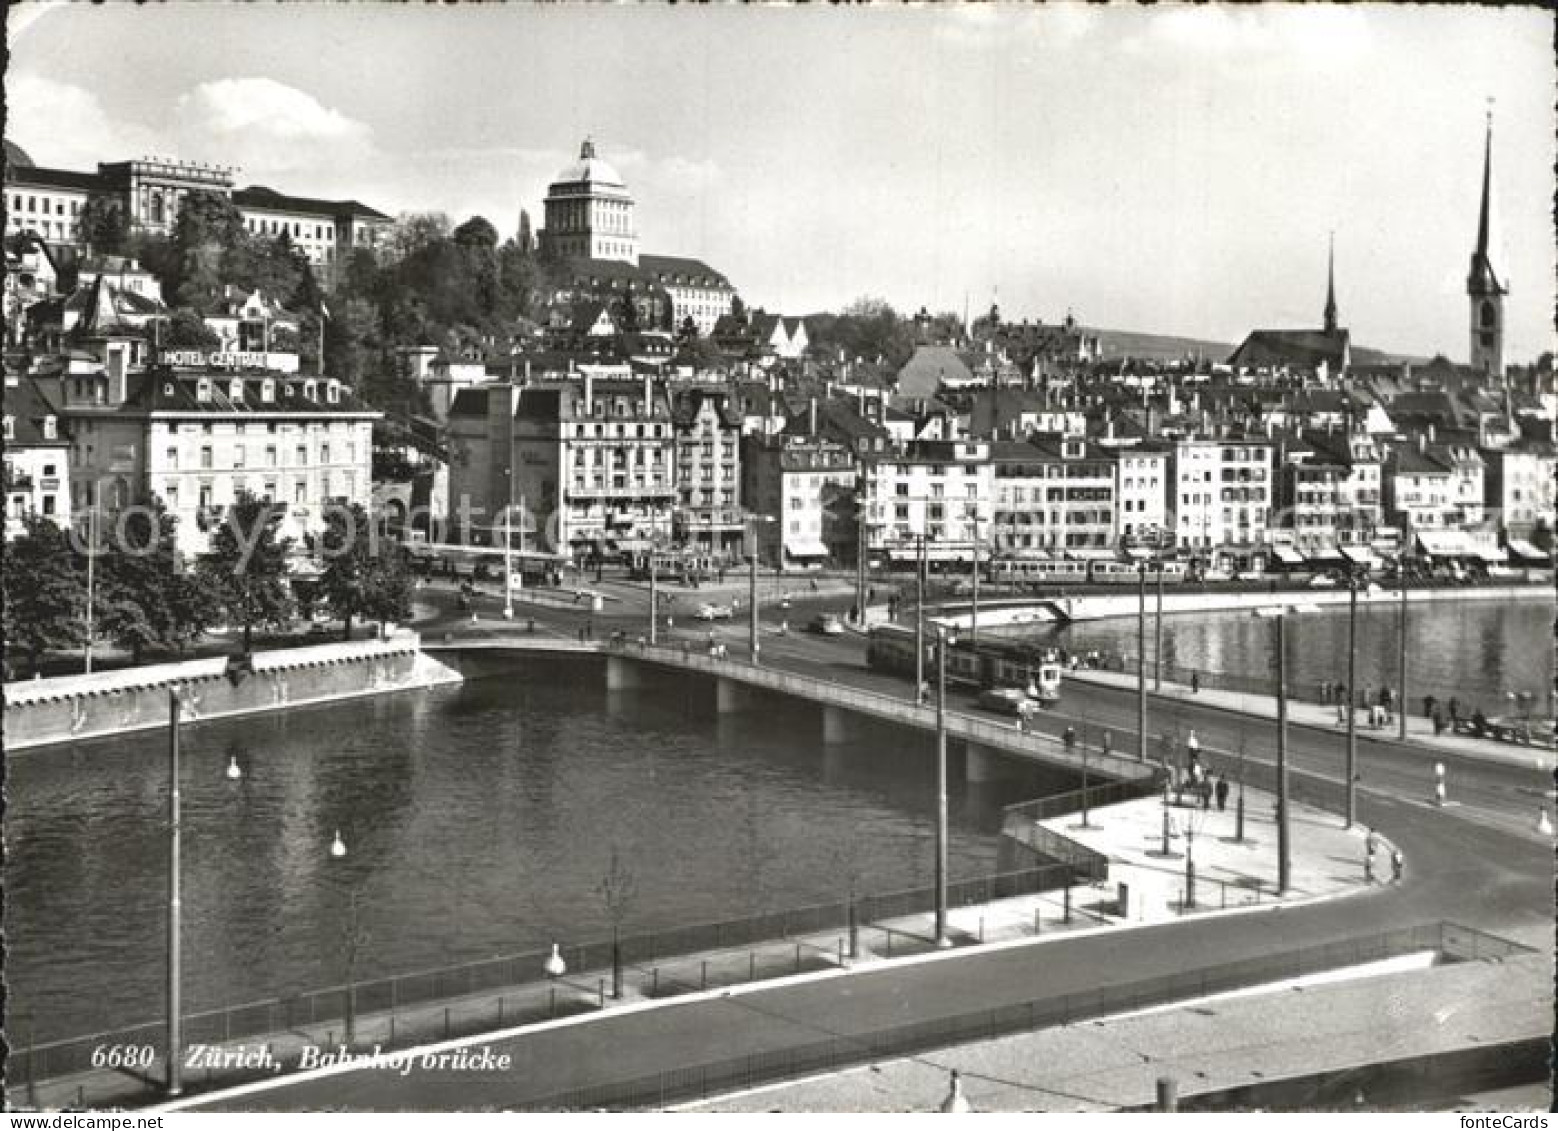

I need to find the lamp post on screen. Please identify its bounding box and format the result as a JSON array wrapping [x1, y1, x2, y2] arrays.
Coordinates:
[[1345, 569, 1360, 828], [84, 478, 102, 673], [1267, 609, 1292, 893], [326, 833, 367, 1049], [934, 625, 950, 947], [165, 687, 183, 1096], [915, 532, 927, 702], [1136, 562, 1148, 762], [1397, 579, 1408, 742], [649, 547, 658, 646], [744, 513, 774, 664], [502, 468, 516, 621], [968, 506, 982, 646], [1154, 559, 1165, 692]]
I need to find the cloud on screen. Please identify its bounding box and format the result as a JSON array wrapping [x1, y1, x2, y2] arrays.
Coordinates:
[[170, 77, 376, 177], [5, 72, 160, 166], [1126, 6, 1372, 65]]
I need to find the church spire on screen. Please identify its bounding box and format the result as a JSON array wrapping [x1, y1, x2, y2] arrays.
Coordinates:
[[1467, 102, 1507, 379], [1468, 103, 1504, 296], [1323, 232, 1338, 334]]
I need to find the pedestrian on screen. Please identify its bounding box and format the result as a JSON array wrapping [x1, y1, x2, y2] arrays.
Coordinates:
[[1063, 726, 1076, 753], [1390, 849, 1404, 881], [1423, 694, 1436, 720], [1191, 671, 1201, 694], [1432, 707, 1446, 736], [1200, 776, 1212, 809], [1186, 729, 1201, 762], [1214, 774, 1229, 812], [1448, 697, 1460, 723]]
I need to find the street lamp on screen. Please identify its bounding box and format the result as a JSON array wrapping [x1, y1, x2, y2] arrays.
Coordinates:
[[1253, 606, 1293, 893], [166, 688, 184, 1097], [1136, 562, 1149, 763], [1344, 565, 1362, 828], [933, 624, 953, 948], [326, 833, 367, 1049], [743, 513, 776, 663]]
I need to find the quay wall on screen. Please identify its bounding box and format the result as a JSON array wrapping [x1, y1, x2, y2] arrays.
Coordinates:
[[934, 584, 1550, 630], [4, 632, 467, 753]]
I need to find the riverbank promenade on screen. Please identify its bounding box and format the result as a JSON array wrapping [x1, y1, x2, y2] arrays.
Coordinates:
[[16, 788, 1375, 1112]]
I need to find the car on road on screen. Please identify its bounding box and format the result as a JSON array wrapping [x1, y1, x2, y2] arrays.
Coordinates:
[[694, 602, 734, 621], [977, 687, 1037, 717], [1307, 574, 1338, 588], [808, 613, 845, 636]]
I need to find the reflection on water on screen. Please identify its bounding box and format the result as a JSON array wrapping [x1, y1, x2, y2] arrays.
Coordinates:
[[6, 660, 1056, 1042]]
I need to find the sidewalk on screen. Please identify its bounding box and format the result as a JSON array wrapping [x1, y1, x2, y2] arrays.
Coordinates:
[[1064, 667, 1557, 774], [9, 788, 1376, 1112], [689, 951, 1551, 1112]]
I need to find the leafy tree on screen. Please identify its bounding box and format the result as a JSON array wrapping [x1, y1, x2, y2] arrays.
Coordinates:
[[677, 315, 699, 344], [388, 212, 451, 262], [76, 194, 131, 258], [167, 191, 248, 310], [198, 490, 295, 653], [452, 216, 499, 251], [615, 293, 640, 336], [93, 500, 218, 663], [319, 503, 411, 640], [2, 514, 86, 674], [159, 309, 222, 349]]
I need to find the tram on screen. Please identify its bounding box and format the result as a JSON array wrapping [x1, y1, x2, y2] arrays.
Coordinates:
[[866, 624, 1063, 705], [986, 556, 1188, 587]]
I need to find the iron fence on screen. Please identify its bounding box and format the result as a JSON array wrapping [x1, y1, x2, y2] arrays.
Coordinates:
[[522, 921, 1522, 1111], [15, 863, 1073, 1085]]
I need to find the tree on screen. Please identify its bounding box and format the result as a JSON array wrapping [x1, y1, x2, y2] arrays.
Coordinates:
[[2, 515, 86, 675], [95, 500, 219, 663], [167, 191, 248, 311], [76, 194, 130, 258], [199, 490, 295, 653], [319, 503, 412, 640], [615, 292, 640, 336], [516, 209, 534, 257], [159, 308, 222, 349], [388, 212, 451, 262], [596, 845, 637, 1000]]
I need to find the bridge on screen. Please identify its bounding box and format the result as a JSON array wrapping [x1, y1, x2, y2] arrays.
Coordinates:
[[425, 635, 1151, 785]]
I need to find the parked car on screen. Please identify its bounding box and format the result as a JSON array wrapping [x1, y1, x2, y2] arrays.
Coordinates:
[[694, 603, 734, 621], [977, 688, 1037, 717], [1307, 574, 1338, 588], [808, 613, 845, 636]]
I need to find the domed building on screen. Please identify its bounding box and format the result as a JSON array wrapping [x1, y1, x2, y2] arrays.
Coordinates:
[[541, 138, 639, 265], [5, 138, 36, 169]]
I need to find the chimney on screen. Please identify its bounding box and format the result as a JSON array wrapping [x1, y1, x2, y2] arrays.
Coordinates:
[[643, 372, 653, 415], [1427, 422, 1436, 444], [584, 370, 594, 415], [809, 396, 817, 436]]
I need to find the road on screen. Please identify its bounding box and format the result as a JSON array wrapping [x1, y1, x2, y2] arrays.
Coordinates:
[[176, 579, 1555, 1110]]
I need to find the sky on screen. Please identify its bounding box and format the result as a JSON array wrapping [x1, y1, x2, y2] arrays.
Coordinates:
[[7, 3, 1555, 362]]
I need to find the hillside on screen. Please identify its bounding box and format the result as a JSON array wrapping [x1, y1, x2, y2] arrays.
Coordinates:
[[1087, 326, 1424, 367]]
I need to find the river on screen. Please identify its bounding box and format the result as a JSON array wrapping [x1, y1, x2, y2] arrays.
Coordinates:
[[1022, 593, 1553, 716], [5, 657, 1066, 1044]]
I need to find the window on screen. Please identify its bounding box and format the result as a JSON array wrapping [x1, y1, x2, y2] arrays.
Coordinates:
[[294, 480, 306, 503], [266, 445, 277, 467], [295, 444, 308, 465], [165, 482, 179, 507], [200, 446, 213, 469], [327, 380, 341, 404], [41, 416, 56, 440], [321, 443, 331, 464], [165, 446, 178, 468], [233, 444, 246, 468], [261, 379, 275, 402], [197, 379, 213, 402]]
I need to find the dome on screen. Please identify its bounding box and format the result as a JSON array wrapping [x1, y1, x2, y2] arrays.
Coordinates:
[[553, 138, 625, 188], [5, 139, 36, 169]]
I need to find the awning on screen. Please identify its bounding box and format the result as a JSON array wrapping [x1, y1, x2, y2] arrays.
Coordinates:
[[784, 538, 829, 559], [1340, 546, 1380, 568], [1064, 547, 1119, 560], [1416, 531, 1470, 558], [1506, 538, 1548, 563], [1272, 545, 1305, 565], [1468, 538, 1505, 564], [1305, 543, 1345, 563]]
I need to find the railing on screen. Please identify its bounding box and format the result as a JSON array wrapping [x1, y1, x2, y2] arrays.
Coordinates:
[[523, 921, 1523, 1111], [1001, 777, 1165, 883], [623, 641, 1152, 781], [14, 862, 1075, 1085]]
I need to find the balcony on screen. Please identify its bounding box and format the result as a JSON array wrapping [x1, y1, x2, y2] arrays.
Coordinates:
[[568, 482, 677, 500]]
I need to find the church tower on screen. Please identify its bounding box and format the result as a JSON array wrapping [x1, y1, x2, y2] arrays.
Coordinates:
[[1323, 233, 1338, 334], [1466, 111, 1506, 378]]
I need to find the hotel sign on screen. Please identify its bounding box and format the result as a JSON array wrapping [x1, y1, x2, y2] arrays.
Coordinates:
[[163, 350, 272, 369]]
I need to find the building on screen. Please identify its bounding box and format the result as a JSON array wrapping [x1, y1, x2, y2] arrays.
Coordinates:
[[47, 358, 377, 557], [2, 370, 71, 539], [742, 432, 856, 569], [1111, 443, 1170, 552], [3, 143, 390, 285], [540, 139, 639, 265], [1483, 442, 1557, 543], [4, 233, 59, 345], [1466, 114, 1506, 379], [671, 388, 745, 558], [1274, 429, 1384, 561], [1226, 241, 1351, 378], [989, 437, 1116, 558], [867, 439, 993, 566], [1169, 436, 1274, 569], [233, 186, 392, 278], [537, 141, 735, 336], [640, 256, 736, 338], [448, 376, 677, 561]]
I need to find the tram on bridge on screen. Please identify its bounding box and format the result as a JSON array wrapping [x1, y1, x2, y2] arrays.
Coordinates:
[[986, 555, 1188, 588], [866, 624, 1063, 705]]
